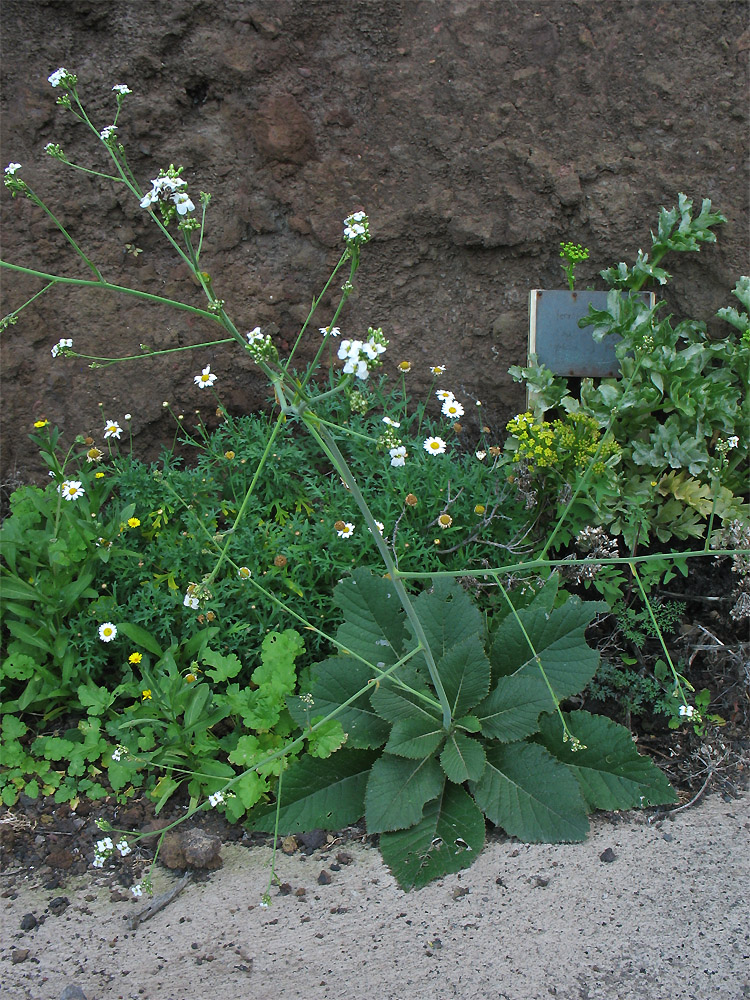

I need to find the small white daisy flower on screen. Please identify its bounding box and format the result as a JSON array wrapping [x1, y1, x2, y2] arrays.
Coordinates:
[[373, 521, 385, 534], [237, 566, 252, 580], [319, 326, 341, 337], [442, 399, 464, 419], [99, 622, 117, 643], [103, 420, 122, 439], [424, 437, 447, 455], [436, 389, 455, 403], [430, 365, 446, 375], [336, 522, 355, 539], [58, 480, 85, 501], [194, 365, 217, 388]]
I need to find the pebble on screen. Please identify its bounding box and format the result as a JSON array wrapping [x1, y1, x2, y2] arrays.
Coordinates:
[[59, 986, 88, 1000], [20, 912, 37, 930], [11, 948, 30, 964]]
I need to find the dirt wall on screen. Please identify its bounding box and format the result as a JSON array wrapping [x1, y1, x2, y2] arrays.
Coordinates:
[[1, 0, 748, 479]]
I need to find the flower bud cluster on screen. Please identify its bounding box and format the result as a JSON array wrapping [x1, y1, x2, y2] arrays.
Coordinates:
[[245, 326, 278, 364]]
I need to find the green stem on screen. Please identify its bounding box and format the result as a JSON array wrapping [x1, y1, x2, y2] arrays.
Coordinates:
[[22, 185, 103, 280], [204, 412, 287, 585], [307, 418, 454, 730], [0, 261, 224, 322], [76, 338, 236, 366], [629, 562, 692, 707]]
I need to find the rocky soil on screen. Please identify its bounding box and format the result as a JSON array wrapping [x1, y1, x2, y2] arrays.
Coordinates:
[[0, 0, 748, 479]]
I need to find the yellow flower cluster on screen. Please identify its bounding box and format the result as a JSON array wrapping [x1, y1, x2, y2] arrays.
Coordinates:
[[506, 412, 556, 468], [506, 411, 620, 477]]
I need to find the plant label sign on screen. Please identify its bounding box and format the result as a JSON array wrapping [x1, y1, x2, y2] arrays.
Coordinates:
[[529, 290, 655, 377]]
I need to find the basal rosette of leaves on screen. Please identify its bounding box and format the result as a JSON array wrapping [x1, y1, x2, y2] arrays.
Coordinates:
[[509, 197, 749, 553], [247, 569, 676, 890]]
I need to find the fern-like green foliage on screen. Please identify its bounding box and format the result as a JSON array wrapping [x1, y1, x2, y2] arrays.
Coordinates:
[[248, 569, 676, 890]]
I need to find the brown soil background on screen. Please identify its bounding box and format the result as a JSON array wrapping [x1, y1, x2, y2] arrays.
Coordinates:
[[1, 0, 748, 479], [2, 793, 749, 1000]]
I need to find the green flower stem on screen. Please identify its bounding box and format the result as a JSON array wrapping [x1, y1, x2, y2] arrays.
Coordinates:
[[495, 575, 578, 743], [306, 417, 454, 730], [629, 562, 692, 707], [289, 251, 353, 384], [704, 471, 721, 553], [0, 260, 223, 322], [3, 280, 56, 324], [398, 546, 749, 581], [75, 338, 236, 366], [204, 411, 287, 586], [47, 157, 124, 183], [20, 184, 103, 280]]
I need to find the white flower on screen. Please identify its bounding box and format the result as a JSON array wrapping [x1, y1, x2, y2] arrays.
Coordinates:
[[373, 521, 385, 535], [237, 566, 252, 580], [124, 413, 132, 422], [5, 162, 21, 175], [430, 365, 446, 375], [194, 365, 217, 388], [319, 326, 340, 337], [442, 399, 464, 419], [208, 791, 225, 808], [246, 326, 263, 343], [99, 125, 117, 141], [111, 746, 124, 762], [172, 190, 195, 215], [727, 436, 739, 449], [475, 450, 487, 461], [382, 416, 401, 428], [112, 84, 132, 95], [59, 480, 85, 501], [140, 174, 194, 215], [183, 589, 199, 610], [424, 436, 447, 455], [389, 445, 407, 467], [99, 622, 117, 643], [103, 420, 122, 439], [48, 68, 69, 88], [679, 704, 695, 718], [92, 855, 105, 869], [96, 837, 114, 854], [436, 389, 455, 403], [337, 522, 355, 539], [116, 840, 131, 857], [130, 884, 143, 897], [50, 337, 73, 357]]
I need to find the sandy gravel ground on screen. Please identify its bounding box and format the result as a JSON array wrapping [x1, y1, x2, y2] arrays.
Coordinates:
[[2, 793, 748, 1000]]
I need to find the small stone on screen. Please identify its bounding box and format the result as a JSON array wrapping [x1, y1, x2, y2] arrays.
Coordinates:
[[317, 870, 332, 885], [335, 852, 353, 866], [60, 985, 88, 1000], [451, 886, 469, 899], [281, 836, 298, 855], [599, 848, 617, 863], [298, 829, 326, 853], [11, 948, 30, 964], [48, 896, 70, 916], [278, 883, 293, 895], [20, 912, 37, 931]]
